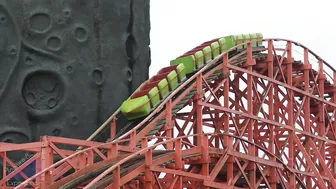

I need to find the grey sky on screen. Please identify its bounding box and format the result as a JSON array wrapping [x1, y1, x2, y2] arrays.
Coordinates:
[[149, 0, 336, 77]]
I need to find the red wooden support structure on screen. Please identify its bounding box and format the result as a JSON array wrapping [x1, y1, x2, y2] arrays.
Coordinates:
[[0, 38, 335, 188]]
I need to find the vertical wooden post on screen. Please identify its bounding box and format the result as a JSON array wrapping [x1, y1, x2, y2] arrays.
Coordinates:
[[318, 59, 326, 177], [144, 138, 153, 189], [303, 48, 312, 188], [40, 136, 53, 189], [286, 42, 295, 189], [201, 135, 209, 189], [110, 118, 116, 139], [246, 42, 255, 188], [166, 99, 173, 150], [267, 40, 276, 189], [112, 166, 120, 189], [223, 52, 233, 183], [195, 74, 203, 146]]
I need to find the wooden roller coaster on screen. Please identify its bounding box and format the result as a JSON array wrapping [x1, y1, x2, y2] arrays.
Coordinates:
[[1, 36, 336, 189]]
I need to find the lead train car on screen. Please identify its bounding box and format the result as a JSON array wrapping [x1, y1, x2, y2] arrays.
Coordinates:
[[120, 33, 263, 120]]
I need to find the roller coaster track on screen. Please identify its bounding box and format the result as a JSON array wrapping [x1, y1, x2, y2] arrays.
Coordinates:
[[12, 38, 336, 189]]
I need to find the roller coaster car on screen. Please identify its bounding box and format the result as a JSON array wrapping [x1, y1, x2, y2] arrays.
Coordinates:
[[121, 33, 263, 120], [120, 64, 186, 120]]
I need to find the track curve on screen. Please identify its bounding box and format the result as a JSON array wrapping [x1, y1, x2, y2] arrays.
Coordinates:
[[16, 37, 336, 189]]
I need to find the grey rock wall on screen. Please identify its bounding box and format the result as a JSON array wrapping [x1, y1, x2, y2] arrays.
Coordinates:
[[0, 0, 151, 145]]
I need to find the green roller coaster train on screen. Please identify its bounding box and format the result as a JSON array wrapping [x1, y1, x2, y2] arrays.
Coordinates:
[[120, 33, 263, 120]]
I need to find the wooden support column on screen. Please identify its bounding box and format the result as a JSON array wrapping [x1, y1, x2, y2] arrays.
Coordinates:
[[110, 118, 116, 139], [267, 40, 276, 189], [166, 99, 174, 150], [246, 42, 256, 188], [195, 74, 203, 147], [144, 138, 153, 189], [303, 48, 312, 188], [223, 53, 233, 183], [201, 134, 209, 189], [40, 136, 53, 189], [286, 42, 295, 188], [318, 59, 326, 177]]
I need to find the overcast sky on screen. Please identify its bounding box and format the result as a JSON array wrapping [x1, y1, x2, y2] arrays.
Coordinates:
[[149, 0, 336, 77]]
